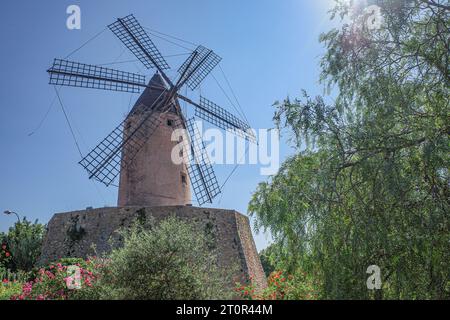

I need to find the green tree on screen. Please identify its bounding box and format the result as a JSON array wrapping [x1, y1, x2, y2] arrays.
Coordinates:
[[249, 0, 449, 299], [1, 218, 46, 272], [259, 244, 279, 277], [97, 217, 233, 300]]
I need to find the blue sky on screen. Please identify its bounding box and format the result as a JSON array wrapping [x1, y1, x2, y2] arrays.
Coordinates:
[[0, 0, 338, 250]]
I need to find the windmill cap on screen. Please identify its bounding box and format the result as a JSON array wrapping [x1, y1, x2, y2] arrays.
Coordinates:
[[130, 73, 167, 113]]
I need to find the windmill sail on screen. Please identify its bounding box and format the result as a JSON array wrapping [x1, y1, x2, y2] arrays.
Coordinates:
[[109, 14, 170, 71], [197, 96, 256, 142], [178, 45, 221, 90], [47, 59, 146, 93], [184, 118, 221, 205], [177, 94, 256, 143]]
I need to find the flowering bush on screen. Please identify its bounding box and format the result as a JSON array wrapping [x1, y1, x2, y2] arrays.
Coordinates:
[[236, 270, 320, 300], [0, 243, 12, 271], [10, 258, 103, 300]]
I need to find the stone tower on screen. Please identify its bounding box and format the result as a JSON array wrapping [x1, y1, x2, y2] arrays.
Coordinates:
[[118, 73, 192, 207]]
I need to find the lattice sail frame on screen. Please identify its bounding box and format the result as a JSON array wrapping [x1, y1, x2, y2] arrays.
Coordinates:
[[178, 45, 222, 90], [196, 96, 256, 143], [183, 118, 221, 205], [48, 59, 146, 93], [108, 14, 170, 71]]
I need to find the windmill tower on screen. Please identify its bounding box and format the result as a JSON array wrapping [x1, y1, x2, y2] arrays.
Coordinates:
[[41, 14, 266, 291], [117, 73, 192, 207]]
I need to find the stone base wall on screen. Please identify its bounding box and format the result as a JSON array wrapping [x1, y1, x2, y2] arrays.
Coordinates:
[[39, 206, 267, 291]]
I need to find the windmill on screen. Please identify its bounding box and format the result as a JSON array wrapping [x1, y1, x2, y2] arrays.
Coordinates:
[[47, 14, 256, 207]]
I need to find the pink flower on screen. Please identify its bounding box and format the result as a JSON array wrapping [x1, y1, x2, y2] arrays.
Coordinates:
[[2, 279, 8, 284], [1, 244, 6, 250], [84, 278, 92, 287], [22, 282, 33, 295], [64, 276, 76, 288]]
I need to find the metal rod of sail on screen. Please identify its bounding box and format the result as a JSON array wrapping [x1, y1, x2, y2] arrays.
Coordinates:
[[116, 17, 174, 89], [174, 51, 198, 90], [176, 50, 213, 91]]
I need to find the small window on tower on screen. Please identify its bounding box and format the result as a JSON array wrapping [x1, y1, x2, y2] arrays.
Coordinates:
[[181, 173, 187, 185], [167, 119, 174, 127]]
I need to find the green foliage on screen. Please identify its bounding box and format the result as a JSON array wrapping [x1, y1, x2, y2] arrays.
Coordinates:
[[1, 218, 46, 272], [250, 0, 449, 299], [258, 244, 281, 277], [96, 217, 233, 300], [0, 280, 22, 300]]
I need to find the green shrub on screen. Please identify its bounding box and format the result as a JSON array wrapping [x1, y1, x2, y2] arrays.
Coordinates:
[[97, 217, 233, 300], [1, 218, 46, 272], [258, 244, 281, 277]]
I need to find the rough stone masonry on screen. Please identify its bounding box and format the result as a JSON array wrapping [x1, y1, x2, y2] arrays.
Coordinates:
[[39, 205, 267, 291]]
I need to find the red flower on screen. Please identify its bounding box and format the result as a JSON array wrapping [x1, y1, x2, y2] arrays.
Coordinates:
[[5, 252, 10, 257], [2, 279, 8, 284]]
